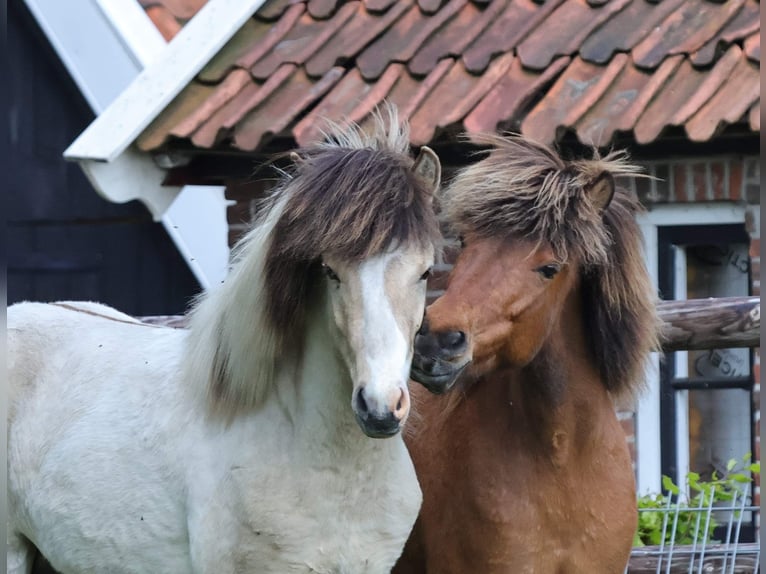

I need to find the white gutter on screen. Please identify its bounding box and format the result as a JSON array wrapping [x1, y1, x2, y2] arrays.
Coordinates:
[[23, 0, 266, 289]]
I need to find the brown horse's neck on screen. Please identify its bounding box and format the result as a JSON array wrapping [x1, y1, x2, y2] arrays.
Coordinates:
[[475, 280, 611, 466]]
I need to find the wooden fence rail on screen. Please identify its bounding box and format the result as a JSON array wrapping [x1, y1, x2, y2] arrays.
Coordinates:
[[658, 296, 760, 351], [141, 296, 761, 352]]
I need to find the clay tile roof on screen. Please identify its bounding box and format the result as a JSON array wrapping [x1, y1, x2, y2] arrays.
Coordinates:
[[139, 0, 208, 40], [137, 0, 760, 154]]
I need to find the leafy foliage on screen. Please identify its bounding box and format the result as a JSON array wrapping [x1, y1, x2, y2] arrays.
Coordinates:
[[633, 455, 760, 547]]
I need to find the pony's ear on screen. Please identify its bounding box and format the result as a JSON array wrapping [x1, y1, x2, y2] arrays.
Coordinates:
[[587, 172, 615, 212], [412, 146, 441, 197]]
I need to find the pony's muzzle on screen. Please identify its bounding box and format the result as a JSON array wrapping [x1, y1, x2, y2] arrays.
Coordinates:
[[409, 325, 470, 394], [353, 386, 409, 438]]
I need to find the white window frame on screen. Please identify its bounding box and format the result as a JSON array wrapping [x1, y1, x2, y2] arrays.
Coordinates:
[[635, 202, 748, 495]]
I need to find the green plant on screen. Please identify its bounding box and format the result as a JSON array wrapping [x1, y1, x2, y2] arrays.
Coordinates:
[[633, 454, 760, 547]]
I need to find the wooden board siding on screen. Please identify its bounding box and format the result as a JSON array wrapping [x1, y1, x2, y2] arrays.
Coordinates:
[[8, 1, 200, 316]]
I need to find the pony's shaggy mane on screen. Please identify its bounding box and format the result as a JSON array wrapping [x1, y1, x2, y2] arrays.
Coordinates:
[[445, 133, 659, 403], [184, 106, 440, 415]]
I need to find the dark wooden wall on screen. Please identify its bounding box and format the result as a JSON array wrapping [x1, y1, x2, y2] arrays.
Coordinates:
[[7, 0, 200, 316]]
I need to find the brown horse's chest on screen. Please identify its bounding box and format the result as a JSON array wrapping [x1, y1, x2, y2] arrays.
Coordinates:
[[406, 383, 637, 574]]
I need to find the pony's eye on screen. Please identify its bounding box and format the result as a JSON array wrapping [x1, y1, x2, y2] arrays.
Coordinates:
[[322, 263, 340, 283], [420, 267, 433, 281], [458, 236, 466, 248], [536, 264, 561, 280]]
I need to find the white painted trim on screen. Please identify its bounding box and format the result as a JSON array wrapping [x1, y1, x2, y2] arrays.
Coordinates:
[[634, 203, 748, 495], [162, 186, 231, 287], [77, 149, 181, 217], [64, 0, 267, 162], [95, 0, 167, 68], [638, 203, 747, 227], [21, 0, 145, 112], [636, 222, 662, 495], [673, 247, 690, 496]]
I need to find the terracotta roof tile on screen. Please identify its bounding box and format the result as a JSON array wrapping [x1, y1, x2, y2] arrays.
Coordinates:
[[250, 3, 357, 79], [684, 58, 759, 141], [234, 66, 344, 150], [144, 5, 183, 41], [190, 74, 278, 148], [357, 0, 467, 79], [632, 0, 746, 69], [346, 63, 408, 123], [198, 19, 274, 83], [236, 5, 305, 70], [408, 0, 498, 76], [363, 0, 398, 12], [749, 101, 760, 132], [464, 56, 569, 136], [522, 55, 629, 144], [305, 1, 412, 78], [149, 0, 208, 20], [516, 0, 632, 70], [385, 59, 452, 121], [670, 45, 741, 125], [579, 0, 686, 65], [436, 52, 515, 127], [258, 0, 303, 20], [137, 82, 215, 151], [293, 69, 377, 145], [575, 57, 671, 146], [418, 0, 447, 14], [137, 0, 759, 154], [307, 0, 340, 19], [633, 59, 709, 144], [409, 60, 479, 144], [606, 54, 683, 134], [170, 69, 253, 139], [690, 0, 759, 66], [744, 32, 760, 62], [462, 0, 563, 74]]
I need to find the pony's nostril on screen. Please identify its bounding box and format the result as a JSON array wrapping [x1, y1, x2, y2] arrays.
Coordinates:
[[441, 330, 466, 351], [355, 389, 369, 416], [392, 389, 409, 421]]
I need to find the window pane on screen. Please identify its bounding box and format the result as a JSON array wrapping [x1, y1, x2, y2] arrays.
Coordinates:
[[688, 388, 752, 480], [685, 243, 751, 381]]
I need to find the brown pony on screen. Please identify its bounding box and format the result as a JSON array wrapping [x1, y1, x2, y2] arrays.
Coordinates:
[[395, 134, 659, 574]]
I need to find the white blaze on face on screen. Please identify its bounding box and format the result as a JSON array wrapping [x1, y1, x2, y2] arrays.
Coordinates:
[[355, 252, 412, 416]]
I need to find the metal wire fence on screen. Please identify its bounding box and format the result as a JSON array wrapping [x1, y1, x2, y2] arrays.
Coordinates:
[[626, 483, 759, 574]]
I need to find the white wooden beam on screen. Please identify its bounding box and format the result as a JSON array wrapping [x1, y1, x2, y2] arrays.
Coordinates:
[[64, 0, 267, 162]]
